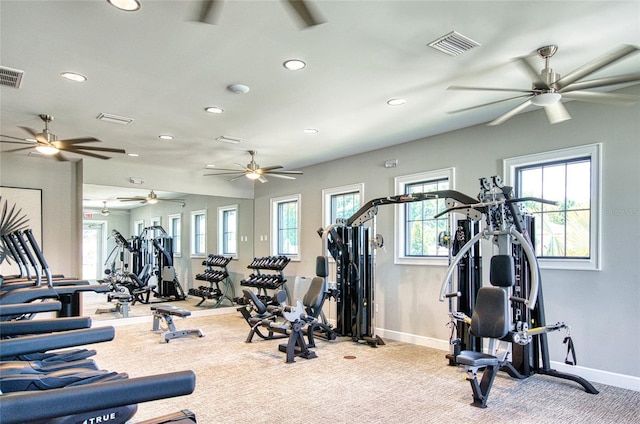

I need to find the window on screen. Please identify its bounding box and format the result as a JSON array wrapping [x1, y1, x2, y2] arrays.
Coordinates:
[[150, 216, 162, 237], [394, 168, 454, 265], [271, 194, 301, 260], [190, 210, 207, 257], [218, 205, 238, 257], [168, 213, 181, 257], [503, 143, 601, 270], [322, 183, 364, 227], [133, 220, 144, 237]]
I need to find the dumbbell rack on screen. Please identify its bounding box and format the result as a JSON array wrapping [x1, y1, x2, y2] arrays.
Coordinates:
[[240, 256, 291, 304], [188, 255, 235, 307]]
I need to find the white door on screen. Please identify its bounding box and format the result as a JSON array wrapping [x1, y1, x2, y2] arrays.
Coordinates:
[[82, 222, 105, 280]]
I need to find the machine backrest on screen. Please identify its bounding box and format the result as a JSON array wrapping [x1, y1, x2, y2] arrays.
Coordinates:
[[242, 289, 267, 314], [316, 256, 328, 278], [489, 255, 515, 287], [470, 287, 509, 339], [303, 277, 325, 315]]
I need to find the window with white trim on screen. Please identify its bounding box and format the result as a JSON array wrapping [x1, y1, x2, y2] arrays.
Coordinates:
[[133, 220, 144, 236], [503, 143, 601, 270], [190, 210, 207, 257], [218, 205, 238, 257], [322, 183, 364, 227], [168, 213, 181, 257], [271, 194, 300, 260], [395, 168, 454, 265]]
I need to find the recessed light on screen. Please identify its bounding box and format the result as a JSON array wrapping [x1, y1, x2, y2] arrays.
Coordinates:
[[303, 128, 318, 134], [387, 98, 406, 106], [61, 72, 87, 82], [205, 164, 216, 168], [227, 84, 250, 94], [158, 134, 174, 140], [283, 59, 306, 71], [205, 106, 224, 114], [107, 0, 141, 11], [128, 153, 139, 157]]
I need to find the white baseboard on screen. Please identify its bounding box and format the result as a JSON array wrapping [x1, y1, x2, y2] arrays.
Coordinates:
[[376, 327, 640, 392], [549, 361, 640, 392], [376, 327, 451, 351]]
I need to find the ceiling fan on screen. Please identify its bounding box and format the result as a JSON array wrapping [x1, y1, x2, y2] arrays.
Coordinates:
[[117, 190, 186, 206], [83, 201, 129, 217], [197, 0, 324, 29], [205, 150, 303, 183], [0, 114, 126, 161], [448, 44, 640, 126]]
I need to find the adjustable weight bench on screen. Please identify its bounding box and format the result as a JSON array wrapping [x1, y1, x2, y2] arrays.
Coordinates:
[[151, 305, 204, 343]]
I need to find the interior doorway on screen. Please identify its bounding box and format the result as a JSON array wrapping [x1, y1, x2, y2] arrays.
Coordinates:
[[82, 221, 107, 280]]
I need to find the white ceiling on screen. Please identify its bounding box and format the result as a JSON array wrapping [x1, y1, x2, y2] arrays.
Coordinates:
[[2, 1, 639, 205]]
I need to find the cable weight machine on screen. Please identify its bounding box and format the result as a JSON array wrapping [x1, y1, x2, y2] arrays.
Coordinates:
[[319, 190, 479, 347], [438, 176, 598, 397]]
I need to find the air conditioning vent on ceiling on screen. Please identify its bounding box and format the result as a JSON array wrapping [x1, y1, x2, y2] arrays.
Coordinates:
[[0, 66, 24, 88], [428, 31, 481, 56], [97, 113, 134, 125]]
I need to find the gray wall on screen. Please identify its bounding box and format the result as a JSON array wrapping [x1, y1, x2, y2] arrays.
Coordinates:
[[254, 93, 640, 379], [2, 90, 638, 384], [127, 194, 253, 296], [0, 155, 83, 278]]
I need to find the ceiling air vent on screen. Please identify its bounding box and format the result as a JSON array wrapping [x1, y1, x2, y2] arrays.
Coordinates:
[[97, 113, 134, 125], [0, 66, 24, 88], [428, 31, 480, 56]]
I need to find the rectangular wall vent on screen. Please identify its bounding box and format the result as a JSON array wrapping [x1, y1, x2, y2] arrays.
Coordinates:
[[428, 31, 481, 56], [0, 66, 24, 88], [97, 113, 134, 125]]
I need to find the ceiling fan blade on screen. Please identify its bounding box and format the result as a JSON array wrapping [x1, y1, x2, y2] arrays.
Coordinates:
[[284, 0, 325, 28], [56, 137, 100, 145], [204, 167, 246, 172], [229, 175, 246, 182], [561, 91, 638, 105], [266, 170, 303, 175], [560, 73, 640, 92], [1, 134, 32, 141], [5, 145, 37, 153], [554, 44, 639, 91], [204, 172, 245, 176], [62, 149, 112, 160], [487, 98, 534, 126], [117, 197, 146, 202], [448, 85, 537, 94], [53, 152, 69, 162], [17, 126, 38, 138], [267, 173, 296, 180], [160, 198, 186, 203], [60, 145, 126, 154], [258, 165, 283, 172], [258, 175, 269, 183], [514, 55, 549, 89], [1, 139, 35, 145], [448, 94, 533, 114], [543, 101, 571, 125], [197, 0, 221, 23]]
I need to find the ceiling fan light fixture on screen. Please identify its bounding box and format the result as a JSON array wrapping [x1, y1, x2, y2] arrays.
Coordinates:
[[246, 172, 261, 180], [146, 198, 159, 204], [532, 92, 562, 106], [35, 145, 59, 155], [107, 0, 141, 12], [158, 134, 174, 140]]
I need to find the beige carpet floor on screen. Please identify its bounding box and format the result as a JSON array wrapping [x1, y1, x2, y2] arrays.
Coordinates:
[[83, 311, 640, 424]]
